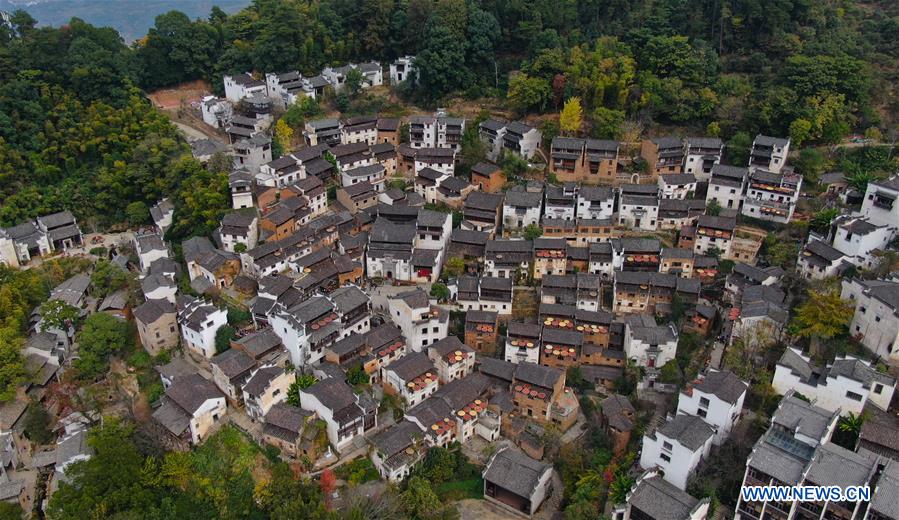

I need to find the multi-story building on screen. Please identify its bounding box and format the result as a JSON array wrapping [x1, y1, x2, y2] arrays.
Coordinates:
[[389, 56, 416, 84], [859, 174, 899, 229], [624, 314, 678, 387], [299, 377, 377, 453], [544, 184, 577, 221], [741, 170, 802, 223], [683, 137, 723, 179], [830, 216, 894, 269], [693, 215, 736, 258], [223, 73, 266, 102], [797, 239, 851, 280], [706, 165, 748, 211], [641, 137, 685, 178], [502, 187, 542, 230], [152, 374, 227, 449], [456, 275, 514, 315], [176, 296, 227, 359], [501, 121, 542, 160], [773, 347, 896, 414], [388, 289, 449, 352], [733, 393, 840, 520], [640, 414, 714, 489], [461, 191, 504, 234], [841, 277, 899, 364], [550, 137, 587, 182], [676, 369, 747, 445], [134, 299, 179, 356], [584, 139, 621, 184], [427, 337, 476, 384], [382, 351, 439, 407], [410, 111, 465, 151], [577, 186, 614, 220], [304, 118, 342, 147], [749, 135, 790, 173], [485, 239, 533, 279], [619, 194, 659, 231], [658, 174, 697, 200], [232, 133, 272, 174], [505, 322, 542, 365], [321, 62, 383, 91]]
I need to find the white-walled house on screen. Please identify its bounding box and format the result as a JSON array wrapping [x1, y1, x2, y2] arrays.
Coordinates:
[[299, 378, 376, 453], [749, 135, 790, 173], [741, 170, 802, 223], [619, 195, 659, 231], [242, 366, 295, 420], [772, 348, 896, 415], [370, 420, 423, 482], [658, 174, 697, 200], [859, 175, 899, 229], [640, 414, 714, 490], [503, 188, 543, 229], [177, 296, 227, 359], [389, 56, 416, 84], [388, 289, 449, 352], [797, 239, 850, 280], [830, 216, 894, 269], [677, 370, 747, 446], [152, 374, 227, 447], [219, 212, 258, 253], [841, 277, 899, 365], [684, 137, 723, 179], [577, 186, 615, 220], [134, 233, 169, 274], [705, 165, 747, 211], [224, 73, 267, 102], [624, 315, 678, 388]]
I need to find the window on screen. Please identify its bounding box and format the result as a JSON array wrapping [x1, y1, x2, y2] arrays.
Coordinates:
[[660, 453, 671, 462], [432, 327, 439, 333], [273, 389, 281, 396], [845, 391, 863, 401], [662, 441, 673, 450], [699, 397, 710, 407], [860, 306, 866, 314], [698, 408, 707, 418], [874, 384, 883, 395]]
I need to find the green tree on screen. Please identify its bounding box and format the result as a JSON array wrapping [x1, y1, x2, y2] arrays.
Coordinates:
[[90, 259, 129, 298], [75, 313, 130, 379], [796, 148, 829, 184], [401, 476, 459, 520], [430, 283, 450, 301], [215, 325, 236, 354], [523, 223, 543, 241], [125, 201, 150, 226], [789, 119, 813, 147], [809, 208, 839, 234], [415, 21, 467, 101], [40, 299, 79, 332], [727, 132, 752, 166], [706, 199, 721, 216], [287, 374, 318, 406], [591, 106, 625, 139], [560, 97, 584, 135], [48, 420, 163, 519], [344, 68, 365, 98], [0, 330, 26, 402], [23, 401, 53, 444], [791, 290, 854, 355], [507, 73, 550, 114]]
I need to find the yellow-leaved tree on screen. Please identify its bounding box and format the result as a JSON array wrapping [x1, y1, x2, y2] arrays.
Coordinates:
[[559, 96, 583, 136], [274, 119, 294, 152]]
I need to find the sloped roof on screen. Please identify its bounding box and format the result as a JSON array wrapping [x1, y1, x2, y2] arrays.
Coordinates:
[[484, 448, 551, 498]]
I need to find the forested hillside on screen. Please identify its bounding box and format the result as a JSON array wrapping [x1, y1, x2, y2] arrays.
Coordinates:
[[1, 0, 898, 228]]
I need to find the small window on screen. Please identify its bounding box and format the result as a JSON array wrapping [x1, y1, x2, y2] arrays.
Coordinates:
[[698, 408, 707, 418], [874, 384, 883, 395], [699, 397, 710, 407], [660, 453, 671, 462], [662, 441, 673, 450], [846, 391, 863, 401]]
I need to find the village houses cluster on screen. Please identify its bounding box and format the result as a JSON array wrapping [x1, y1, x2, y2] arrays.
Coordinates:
[[3, 56, 899, 520]]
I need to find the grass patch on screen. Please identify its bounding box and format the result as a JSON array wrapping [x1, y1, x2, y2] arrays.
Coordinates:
[[335, 457, 380, 485], [435, 477, 483, 501]]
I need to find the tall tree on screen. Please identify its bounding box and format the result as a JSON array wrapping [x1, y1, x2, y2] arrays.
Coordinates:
[[560, 97, 584, 135], [791, 290, 854, 355]]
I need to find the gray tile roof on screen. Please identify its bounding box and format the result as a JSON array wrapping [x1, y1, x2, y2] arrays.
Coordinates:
[[602, 394, 635, 431], [211, 349, 257, 379], [657, 414, 714, 451], [828, 357, 895, 388], [483, 447, 551, 499], [165, 374, 224, 415], [628, 475, 701, 520], [514, 362, 562, 389], [386, 351, 434, 382], [871, 460, 899, 518], [243, 366, 284, 397], [691, 369, 747, 405], [805, 442, 876, 488], [133, 298, 176, 324]]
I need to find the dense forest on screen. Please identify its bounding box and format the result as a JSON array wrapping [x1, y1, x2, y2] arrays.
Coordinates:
[[1, 0, 898, 227]]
